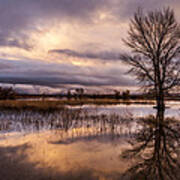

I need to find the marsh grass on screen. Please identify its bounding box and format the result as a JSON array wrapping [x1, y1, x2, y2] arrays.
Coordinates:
[[0, 99, 155, 111], [0, 106, 137, 140]]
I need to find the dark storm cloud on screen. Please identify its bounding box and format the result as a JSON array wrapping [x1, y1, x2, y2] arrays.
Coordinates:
[[0, 0, 109, 26], [0, 75, 135, 87], [35, 0, 109, 19], [0, 58, 135, 87], [0, 0, 179, 49], [113, 0, 180, 19], [0, 0, 35, 49], [0, 38, 31, 50], [0, 0, 109, 49], [49, 49, 121, 61]]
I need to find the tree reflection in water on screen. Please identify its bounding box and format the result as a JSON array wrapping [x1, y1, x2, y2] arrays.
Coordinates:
[[1, 107, 180, 179], [122, 114, 180, 180]]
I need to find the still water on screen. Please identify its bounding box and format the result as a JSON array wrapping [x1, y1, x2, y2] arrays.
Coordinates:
[[0, 101, 180, 180], [70, 101, 180, 117]]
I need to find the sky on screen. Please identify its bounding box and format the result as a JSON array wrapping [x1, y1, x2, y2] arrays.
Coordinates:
[[0, 0, 180, 94]]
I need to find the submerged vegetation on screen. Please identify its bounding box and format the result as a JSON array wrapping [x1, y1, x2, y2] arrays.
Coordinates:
[[0, 107, 134, 135]]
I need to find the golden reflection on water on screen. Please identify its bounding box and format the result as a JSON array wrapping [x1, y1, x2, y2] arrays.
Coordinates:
[[0, 130, 131, 180]]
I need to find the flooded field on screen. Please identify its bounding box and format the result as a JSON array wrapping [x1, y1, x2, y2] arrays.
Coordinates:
[[0, 101, 180, 179], [71, 101, 180, 117]]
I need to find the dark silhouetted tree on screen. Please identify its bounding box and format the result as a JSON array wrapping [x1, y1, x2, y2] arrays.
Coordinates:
[[67, 90, 71, 100], [114, 90, 120, 99], [75, 88, 84, 99], [121, 7, 180, 180], [121, 7, 180, 123], [0, 87, 16, 99], [122, 90, 130, 100]]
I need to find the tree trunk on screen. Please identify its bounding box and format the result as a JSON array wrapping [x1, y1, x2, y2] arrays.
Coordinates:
[[156, 88, 165, 125], [154, 86, 165, 179]]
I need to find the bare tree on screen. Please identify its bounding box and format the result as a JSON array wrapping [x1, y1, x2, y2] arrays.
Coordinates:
[[121, 8, 180, 179], [121, 7, 180, 122]]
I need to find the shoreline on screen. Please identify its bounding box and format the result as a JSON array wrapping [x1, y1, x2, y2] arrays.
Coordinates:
[[0, 98, 179, 110]]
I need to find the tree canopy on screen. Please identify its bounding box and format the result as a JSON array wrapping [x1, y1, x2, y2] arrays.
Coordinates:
[[121, 8, 180, 94]]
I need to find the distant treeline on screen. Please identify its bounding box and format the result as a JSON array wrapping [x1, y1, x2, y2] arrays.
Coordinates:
[[0, 87, 17, 100], [16, 92, 180, 101], [0, 87, 179, 100]]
